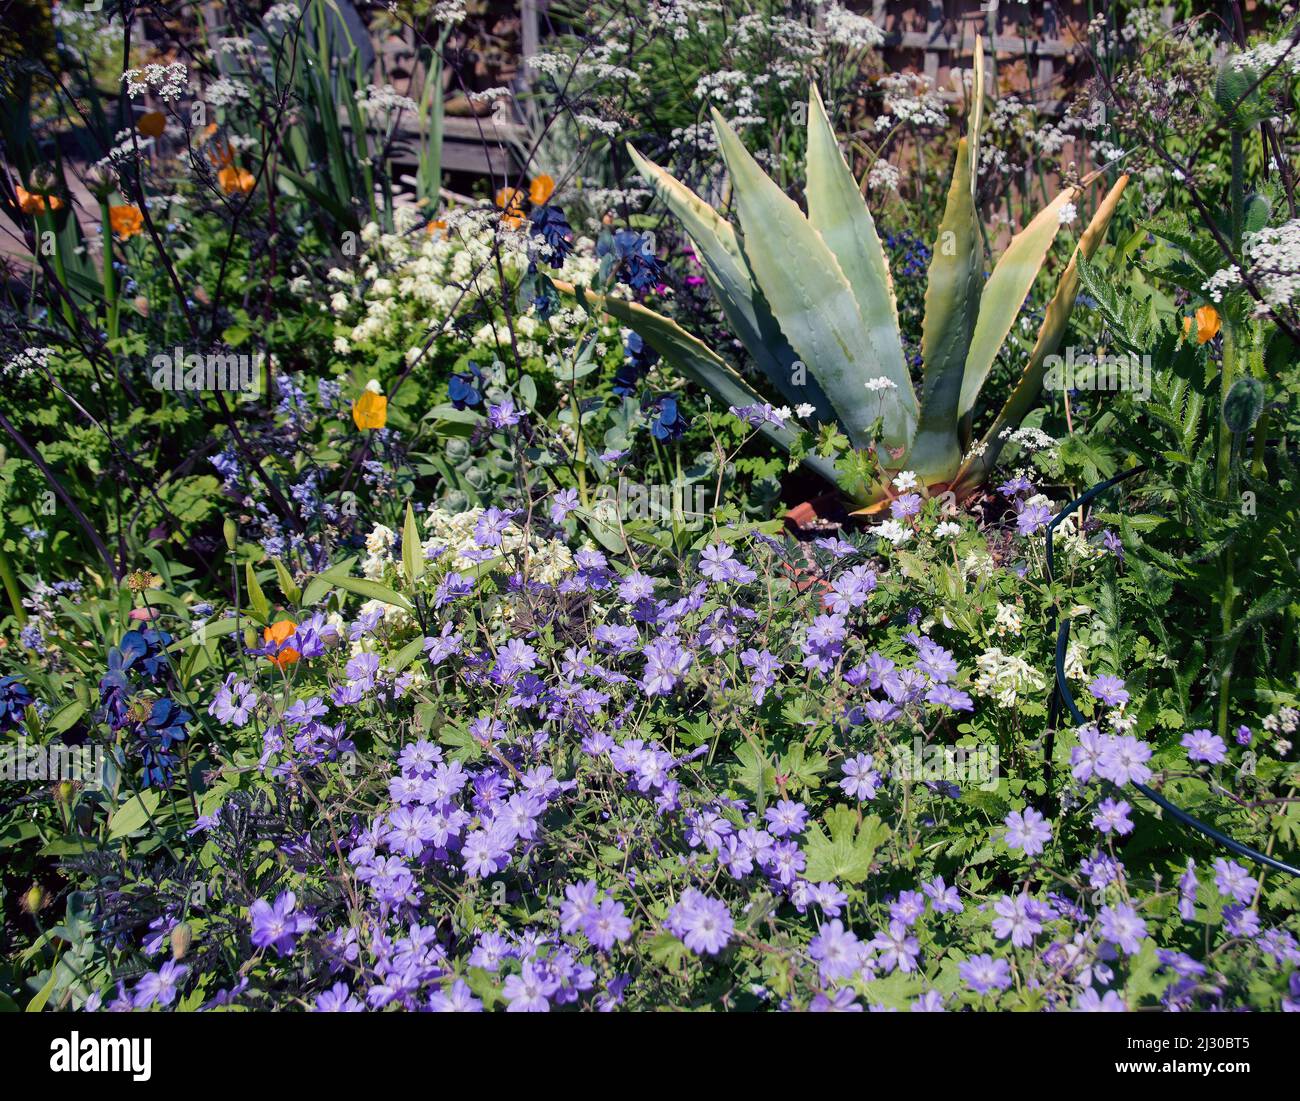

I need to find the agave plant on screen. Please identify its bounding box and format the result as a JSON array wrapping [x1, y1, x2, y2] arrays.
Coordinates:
[[562, 39, 1129, 510]]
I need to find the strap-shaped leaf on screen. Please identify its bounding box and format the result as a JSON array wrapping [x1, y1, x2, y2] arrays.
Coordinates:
[[804, 86, 914, 421], [561, 282, 849, 493], [953, 175, 1130, 492], [957, 185, 1080, 421], [968, 36, 985, 197], [909, 137, 982, 483], [626, 144, 834, 422], [710, 108, 912, 453]]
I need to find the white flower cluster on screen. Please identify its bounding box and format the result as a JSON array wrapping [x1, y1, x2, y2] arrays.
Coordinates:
[[867, 159, 900, 193], [2, 346, 53, 382], [123, 63, 188, 102], [994, 602, 1022, 637], [972, 647, 1047, 707], [1244, 218, 1300, 310], [998, 425, 1056, 452], [875, 72, 947, 131], [355, 84, 419, 117], [1231, 38, 1300, 76], [329, 206, 614, 373], [1264, 706, 1299, 735], [433, 0, 468, 24], [822, 4, 884, 50], [1203, 264, 1242, 303], [205, 77, 251, 108]]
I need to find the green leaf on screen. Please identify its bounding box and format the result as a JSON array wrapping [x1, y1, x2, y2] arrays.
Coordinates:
[[566, 284, 851, 495], [45, 699, 86, 735], [627, 144, 833, 420], [954, 175, 1129, 492], [107, 790, 161, 840], [25, 969, 58, 1013], [803, 805, 890, 883], [271, 557, 301, 606], [390, 634, 427, 673], [403, 499, 425, 583], [711, 108, 913, 452], [911, 137, 982, 483], [299, 557, 359, 608], [958, 185, 1079, 422], [804, 86, 910, 410], [244, 562, 270, 623], [330, 574, 414, 615]]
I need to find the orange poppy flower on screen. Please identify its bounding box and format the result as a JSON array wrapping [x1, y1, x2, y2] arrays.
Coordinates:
[[495, 186, 525, 228], [108, 204, 144, 240], [1182, 304, 1221, 344], [528, 174, 555, 205], [207, 138, 235, 170], [352, 381, 388, 430], [137, 111, 167, 139], [16, 185, 63, 215], [425, 218, 447, 236], [263, 619, 300, 667], [218, 165, 255, 195]]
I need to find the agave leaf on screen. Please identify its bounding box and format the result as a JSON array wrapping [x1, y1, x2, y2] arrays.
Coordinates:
[[710, 108, 913, 453], [560, 282, 850, 494], [804, 86, 913, 417], [957, 185, 1080, 423], [967, 36, 985, 197], [953, 175, 1130, 492], [626, 145, 835, 422], [909, 137, 983, 484]]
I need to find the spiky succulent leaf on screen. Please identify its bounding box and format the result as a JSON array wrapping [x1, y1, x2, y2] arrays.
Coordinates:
[[565, 283, 849, 493], [710, 108, 912, 453], [953, 175, 1130, 492], [909, 137, 983, 483], [956, 185, 1080, 423], [626, 144, 834, 422], [967, 36, 985, 197], [804, 86, 913, 422]]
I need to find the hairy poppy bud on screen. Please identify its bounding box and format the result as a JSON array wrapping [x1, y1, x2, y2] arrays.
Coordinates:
[[171, 922, 193, 960]]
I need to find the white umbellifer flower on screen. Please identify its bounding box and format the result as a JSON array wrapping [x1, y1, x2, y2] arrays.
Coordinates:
[[1204, 265, 1242, 303], [823, 4, 884, 49], [872, 519, 912, 546], [867, 160, 900, 193], [205, 77, 250, 107], [355, 84, 418, 117], [432, 0, 467, 24], [864, 376, 897, 391], [122, 62, 188, 101], [892, 470, 918, 491], [795, 403, 816, 419], [1058, 202, 1078, 226], [1244, 219, 1300, 309], [934, 521, 960, 538]]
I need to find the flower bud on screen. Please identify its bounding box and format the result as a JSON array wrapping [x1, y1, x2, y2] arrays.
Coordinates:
[[21, 884, 45, 915], [171, 922, 193, 960]]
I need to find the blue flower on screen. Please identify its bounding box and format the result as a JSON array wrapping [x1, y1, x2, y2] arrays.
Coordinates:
[[0, 676, 34, 732], [648, 395, 687, 441]]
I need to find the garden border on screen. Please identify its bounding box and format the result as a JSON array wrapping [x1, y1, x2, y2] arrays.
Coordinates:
[[1045, 466, 1300, 878]]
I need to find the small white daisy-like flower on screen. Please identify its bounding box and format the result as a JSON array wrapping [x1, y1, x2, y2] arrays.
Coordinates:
[[1058, 202, 1078, 226], [871, 519, 912, 546], [864, 376, 898, 392], [934, 521, 960, 538], [892, 470, 918, 491], [795, 403, 816, 419]]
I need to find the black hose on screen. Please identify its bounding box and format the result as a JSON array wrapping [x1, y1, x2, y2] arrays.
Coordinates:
[[1044, 466, 1300, 878]]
